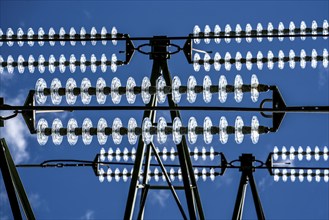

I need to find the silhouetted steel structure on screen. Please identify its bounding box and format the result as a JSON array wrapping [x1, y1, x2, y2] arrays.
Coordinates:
[[0, 24, 328, 219]]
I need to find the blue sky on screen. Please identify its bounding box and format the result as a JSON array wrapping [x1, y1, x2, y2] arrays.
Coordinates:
[[0, 0, 328, 219]]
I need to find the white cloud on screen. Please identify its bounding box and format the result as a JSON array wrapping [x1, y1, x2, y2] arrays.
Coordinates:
[[28, 192, 49, 212], [4, 93, 25, 106], [29, 193, 41, 209], [258, 174, 276, 192], [0, 186, 9, 220], [81, 210, 95, 220], [318, 66, 329, 88], [1, 117, 30, 163], [150, 190, 170, 208], [223, 175, 233, 185], [0, 185, 48, 217], [214, 172, 233, 189], [1, 95, 30, 164], [0, 189, 8, 204], [0, 70, 14, 80], [257, 158, 295, 192]]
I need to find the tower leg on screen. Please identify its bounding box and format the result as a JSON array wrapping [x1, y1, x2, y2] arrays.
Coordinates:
[[232, 172, 248, 220]]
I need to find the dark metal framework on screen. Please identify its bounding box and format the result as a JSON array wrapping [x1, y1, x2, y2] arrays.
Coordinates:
[[124, 36, 204, 220], [0, 28, 328, 219], [0, 138, 35, 220], [14, 148, 329, 219], [231, 154, 265, 220]]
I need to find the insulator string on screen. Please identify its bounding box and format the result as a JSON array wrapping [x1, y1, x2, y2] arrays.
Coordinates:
[[0, 54, 121, 74], [36, 116, 266, 146], [193, 49, 328, 72], [192, 20, 328, 44], [99, 146, 219, 162], [31, 74, 268, 106], [272, 146, 328, 161]]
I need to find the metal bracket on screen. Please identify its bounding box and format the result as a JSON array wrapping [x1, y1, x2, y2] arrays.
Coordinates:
[[272, 86, 286, 132], [265, 153, 274, 175], [150, 36, 170, 60], [92, 154, 100, 176], [183, 37, 193, 64], [239, 154, 255, 172], [125, 35, 135, 65], [220, 153, 228, 175], [260, 86, 287, 133], [21, 90, 37, 134]]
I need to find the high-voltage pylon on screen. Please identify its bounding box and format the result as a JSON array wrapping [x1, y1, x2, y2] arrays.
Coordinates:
[[0, 21, 328, 219]]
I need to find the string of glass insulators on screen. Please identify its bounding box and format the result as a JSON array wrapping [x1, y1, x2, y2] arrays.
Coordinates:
[[36, 115, 265, 146], [1, 49, 327, 74], [192, 49, 328, 72], [98, 146, 218, 162], [0, 53, 121, 74], [272, 146, 329, 161], [0, 26, 119, 46], [192, 20, 328, 44], [34, 74, 266, 105], [273, 169, 329, 183], [97, 167, 219, 183]]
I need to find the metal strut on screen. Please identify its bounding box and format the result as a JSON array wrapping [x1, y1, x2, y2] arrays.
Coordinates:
[[124, 36, 205, 220], [123, 66, 158, 220], [161, 54, 205, 220], [0, 138, 35, 220], [232, 154, 265, 220]]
